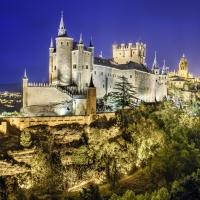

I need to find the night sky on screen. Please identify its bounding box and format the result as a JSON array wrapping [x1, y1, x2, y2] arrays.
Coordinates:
[[0, 0, 200, 84]]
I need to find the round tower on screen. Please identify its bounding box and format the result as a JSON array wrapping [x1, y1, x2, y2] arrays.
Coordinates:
[[49, 37, 54, 84], [88, 37, 94, 72], [86, 76, 96, 115], [23, 69, 28, 108], [55, 11, 73, 86]]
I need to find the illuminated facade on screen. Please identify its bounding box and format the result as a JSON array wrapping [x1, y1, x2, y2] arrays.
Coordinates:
[[23, 12, 167, 116], [168, 54, 195, 89]]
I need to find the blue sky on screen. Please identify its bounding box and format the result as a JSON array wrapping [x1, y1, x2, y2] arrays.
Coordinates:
[[0, 0, 200, 83]]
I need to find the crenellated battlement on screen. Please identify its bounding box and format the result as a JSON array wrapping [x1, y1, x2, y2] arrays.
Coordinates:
[[112, 41, 146, 65], [28, 82, 51, 87]]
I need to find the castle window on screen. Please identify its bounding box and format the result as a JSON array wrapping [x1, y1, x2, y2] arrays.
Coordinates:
[[74, 52, 76, 55], [94, 71, 96, 75], [86, 83, 88, 87], [86, 65, 88, 69], [73, 64, 76, 69], [61, 42, 63, 45], [67, 42, 69, 46], [130, 75, 132, 78], [103, 84, 104, 88], [101, 72, 103, 75], [54, 66, 56, 70]]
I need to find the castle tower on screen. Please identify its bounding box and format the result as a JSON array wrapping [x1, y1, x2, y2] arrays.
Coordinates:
[[112, 41, 146, 65], [23, 69, 28, 108], [49, 37, 54, 84], [55, 11, 74, 86], [76, 33, 85, 93], [178, 54, 188, 78], [86, 76, 96, 115], [88, 37, 94, 72]]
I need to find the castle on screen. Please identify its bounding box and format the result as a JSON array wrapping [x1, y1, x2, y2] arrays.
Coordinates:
[[22, 12, 167, 116]]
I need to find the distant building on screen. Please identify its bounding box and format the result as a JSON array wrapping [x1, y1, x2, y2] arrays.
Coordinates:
[[22, 12, 167, 116], [168, 54, 196, 89]]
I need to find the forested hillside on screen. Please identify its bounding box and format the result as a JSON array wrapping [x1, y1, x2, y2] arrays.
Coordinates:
[[0, 101, 200, 199]]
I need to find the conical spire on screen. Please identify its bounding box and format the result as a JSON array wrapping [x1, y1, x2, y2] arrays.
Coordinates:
[[99, 51, 103, 58], [89, 75, 95, 87], [24, 69, 27, 79], [79, 33, 83, 44], [89, 37, 93, 47], [50, 37, 54, 48], [152, 51, 159, 69], [162, 60, 167, 75], [58, 11, 67, 37], [183, 53, 185, 58]]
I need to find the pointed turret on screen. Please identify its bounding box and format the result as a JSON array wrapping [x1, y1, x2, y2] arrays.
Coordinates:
[[24, 68, 27, 79], [89, 37, 93, 47], [152, 51, 160, 75], [162, 60, 167, 75], [23, 69, 28, 108], [152, 51, 159, 69], [87, 75, 96, 115], [50, 37, 54, 48], [58, 11, 67, 37], [89, 75, 95, 87], [79, 33, 83, 44], [99, 51, 103, 58]]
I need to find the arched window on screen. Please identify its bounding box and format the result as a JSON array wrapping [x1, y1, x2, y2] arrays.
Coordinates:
[[54, 66, 56, 70]]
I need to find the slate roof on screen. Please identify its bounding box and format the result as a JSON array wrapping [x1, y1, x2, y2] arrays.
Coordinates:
[[94, 57, 152, 73], [169, 75, 179, 78], [172, 77, 185, 82], [72, 42, 90, 51]]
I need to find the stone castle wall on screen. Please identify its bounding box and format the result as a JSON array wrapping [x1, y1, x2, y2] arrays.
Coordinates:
[[2, 113, 115, 131], [92, 64, 167, 102], [27, 86, 72, 106]]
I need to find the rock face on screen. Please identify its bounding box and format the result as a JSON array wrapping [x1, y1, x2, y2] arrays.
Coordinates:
[[0, 115, 163, 192]]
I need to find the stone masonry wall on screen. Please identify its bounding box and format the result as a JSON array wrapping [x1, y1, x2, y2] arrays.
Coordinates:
[[27, 87, 72, 106], [2, 113, 115, 130]]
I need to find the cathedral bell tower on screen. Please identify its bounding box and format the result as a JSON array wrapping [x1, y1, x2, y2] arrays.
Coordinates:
[[178, 54, 188, 78]]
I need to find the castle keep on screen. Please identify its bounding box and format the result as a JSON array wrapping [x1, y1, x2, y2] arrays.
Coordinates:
[[22, 12, 167, 116]]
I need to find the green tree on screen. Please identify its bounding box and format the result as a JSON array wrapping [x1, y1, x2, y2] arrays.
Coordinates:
[[79, 184, 101, 200], [170, 170, 200, 200], [121, 190, 136, 200], [20, 129, 32, 147], [114, 76, 137, 110]]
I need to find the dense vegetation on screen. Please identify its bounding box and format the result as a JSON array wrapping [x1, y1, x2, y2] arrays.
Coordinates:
[[1, 101, 200, 199]]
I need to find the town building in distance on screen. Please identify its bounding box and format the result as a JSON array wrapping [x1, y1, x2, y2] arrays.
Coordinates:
[[168, 54, 197, 89], [22, 12, 167, 117]]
